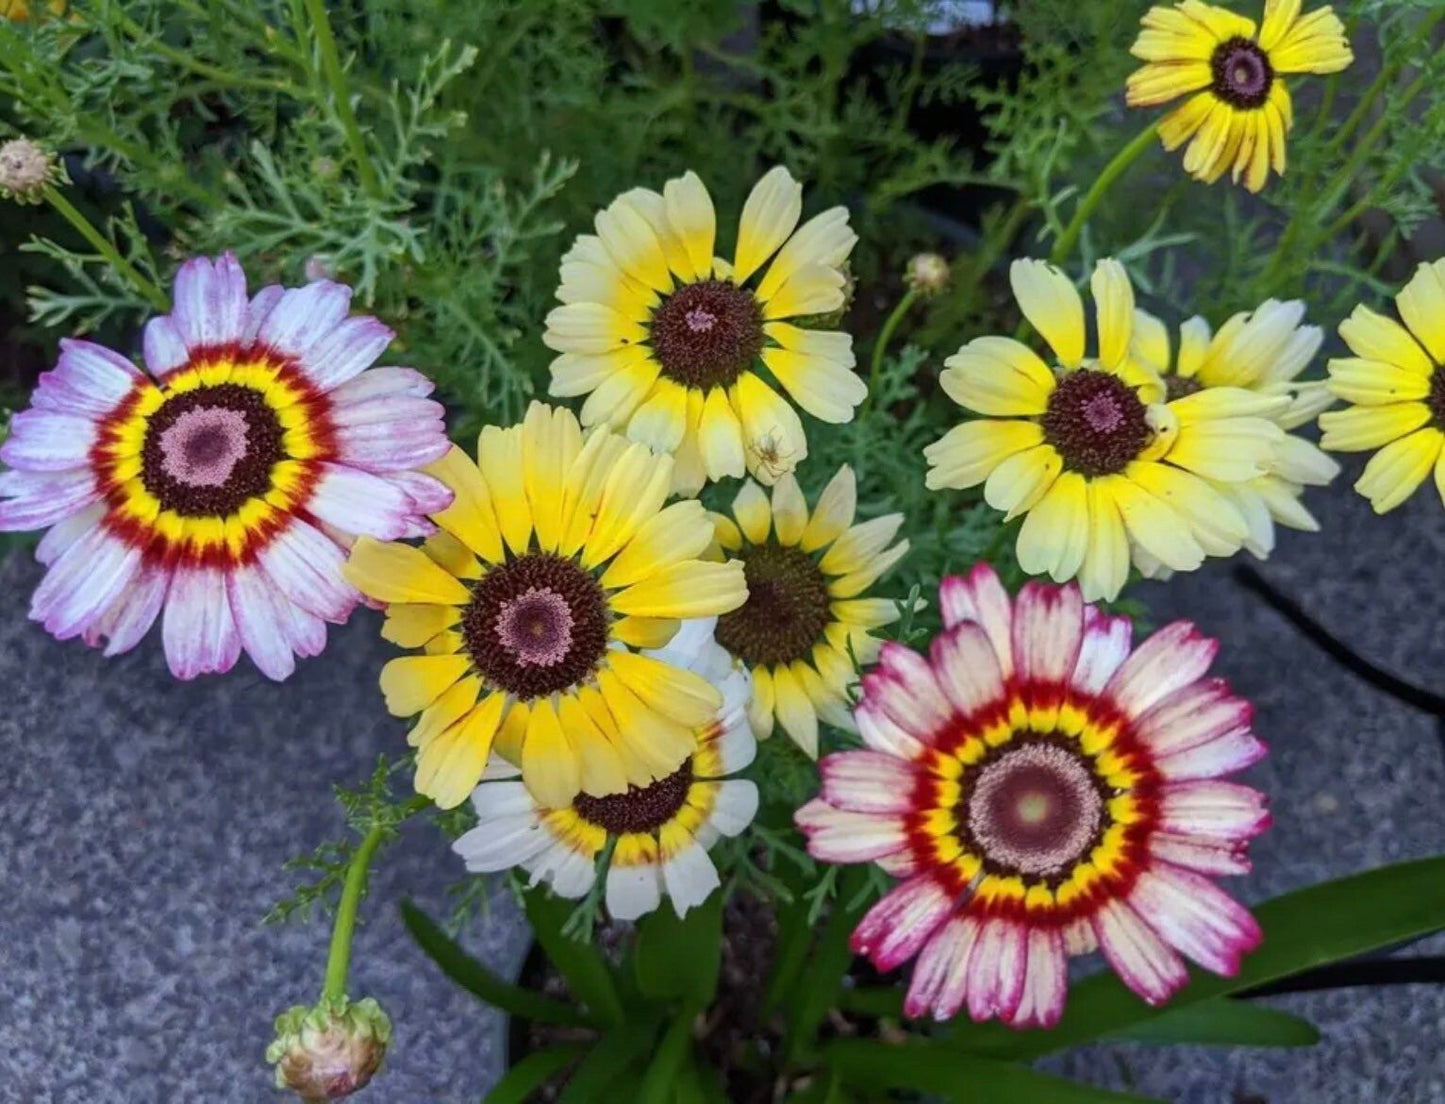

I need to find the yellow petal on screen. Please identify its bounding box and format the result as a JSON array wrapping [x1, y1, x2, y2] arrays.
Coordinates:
[[1394, 259, 1445, 365], [611, 616, 681, 648], [761, 263, 846, 321], [1165, 416, 1283, 482], [755, 207, 855, 304], [983, 444, 1063, 521], [618, 187, 695, 285], [522, 403, 583, 554], [521, 698, 582, 809], [828, 539, 909, 599], [478, 424, 532, 557], [579, 353, 662, 430], [494, 698, 528, 765], [731, 480, 772, 544], [1158, 91, 1216, 152], [610, 559, 747, 619], [1125, 60, 1212, 106], [414, 690, 507, 809], [407, 675, 481, 749], [606, 650, 722, 728], [1091, 259, 1135, 371], [557, 693, 629, 797], [542, 302, 646, 355], [595, 668, 695, 778], [1130, 309, 1172, 373], [1015, 470, 1089, 583], [423, 446, 504, 565], [733, 165, 803, 285], [748, 664, 776, 739], [923, 419, 1045, 490], [1108, 476, 1206, 572], [1318, 402, 1432, 452], [601, 500, 714, 590], [697, 386, 747, 481], [1325, 358, 1431, 407], [733, 372, 807, 484], [1126, 459, 1248, 555], [581, 441, 673, 568], [1010, 259, 1086, 367], [663, 171, 716, 284], [1338, 304, 1434, 377], [800, 465, 857, 552], [595, 196, 673, 294], [382, 603, 462, 649], [819, 514, 904, 577], [1354, 428, 1445, 514], [1077, 479, 1129, 602], [379, 654, 471, 717], [772, 663, 819, 758], [771, 472, 808, 546], [759, 343, 866, 424], [423, 530, 482, 580], [939, 336, 1055, 416], [1268, 5, 1354, 74], [344, 537, 472, 606], [627, 378, 690, 454], [550, 346, 652, 399]]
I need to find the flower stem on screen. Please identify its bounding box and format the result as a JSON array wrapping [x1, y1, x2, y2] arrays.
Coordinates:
[[302, 0, 382, 200], [320, 794, 428, 1004], [864, 286, 921, 414], [42, 185, 170, 313], [1049, 119, 1161, 267]]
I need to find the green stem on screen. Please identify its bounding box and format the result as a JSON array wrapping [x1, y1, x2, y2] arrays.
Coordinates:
[[1049, 119, 1160, 267], [302, 0, 382, 200], [115, 11, 298, 94], [321, 795, 427, 1004], [864, 286, 921, 414], [42, 185, 170, 313]]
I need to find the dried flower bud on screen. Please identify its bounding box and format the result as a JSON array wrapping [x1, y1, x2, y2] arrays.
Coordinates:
[[304, 255, 334, 282], [905, 252, 950, 296], [0, 138, 57, 204], [266, 997, 392, 1104]]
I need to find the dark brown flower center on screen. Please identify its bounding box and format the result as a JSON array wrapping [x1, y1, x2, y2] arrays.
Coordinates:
[[461, 554, 610, 699], [1041, 368, 1152, 477], [959, 737, 1110, 884], [1429, 367, 1445, 427], [1211, 37, 1273, 110], [140, 383, 284, 517], [649, 279, 764, 390], [573, 758, 694, 832], [1164, 373, 1203, 402], [714, 543, 831, 668]]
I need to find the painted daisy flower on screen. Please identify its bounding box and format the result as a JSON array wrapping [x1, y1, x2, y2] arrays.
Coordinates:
[[710, 466, 907, 757], [797, 565, 1269, 1027], [923, 258, 1283, 602], [453, 619, 758, 920], [1131, 299, 1339, 563], [0, 254, 451, 680], [543, 166, 861, 495], [343, 402, 748, 810], [1320, 259, 1445, 513], [1126, 0, 1353, 193]]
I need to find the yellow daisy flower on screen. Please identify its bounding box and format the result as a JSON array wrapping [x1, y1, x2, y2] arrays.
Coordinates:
[[924, 258, 1287, 602], [1126, 0, 1353, 192], [343, 403, 748, 810], [543, 166, 862, 495], [710, 466, 907, 757], [1319, 259, 1445, 514], [1131, 299, 1339, 562]]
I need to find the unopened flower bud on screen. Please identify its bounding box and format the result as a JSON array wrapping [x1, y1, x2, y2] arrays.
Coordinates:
[[0, 138, 57, 204], [304, 255, 334, 282], [795, 261, 855, 330], [266, 997, 392, 1103], [905, 252, 950, 296]]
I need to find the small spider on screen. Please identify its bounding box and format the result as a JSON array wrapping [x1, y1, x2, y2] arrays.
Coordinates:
[[748, 431, 799, 481]]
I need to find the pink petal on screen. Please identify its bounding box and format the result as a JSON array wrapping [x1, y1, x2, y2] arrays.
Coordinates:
[[938, 563, 1015, 677], [929, 621, 1007, 721], [1128, 865, 1261, 977], [329, 365, 435, 405], [851, 874, 956, 971], [29, 524, 141, 640], [1009, 926, 1067, 1029], [227, 566, 300, 681], [0, 469, 99, 531], [142, 315, 190, 379], [256, 281, 353, 370], [1156, 780, 1271, 841], [1133, 678, 1253, 758], [855, 700, 928, 760], [1154, 731, 1267, 782], [1063, 916, 1097, 956], [256, 518, 359, 624], [242, 285, 285, 345], [89, 566, 169, 657], [966, 917, 1028, 1023], [298, 315, 394, 392], [1092, 898, 1189, 1005], [1104, 620, 1219, 719], [32, 339, 141, 416], [385, 470, 453, 516], [905, 914, 981, 1020], [1071, 606, 1132, 696], [36, 503, 104, 566], [169, 253, 248, 350], [334, 411, 450, 473], [819, 751, 922, 814], [794, 798, 909, 864], [162, 567, 242, 679], [1148, 833, 1253, 877], [1, 410, 97, 471], [861, 642, 954, 743], [307, 462, 417, 540]]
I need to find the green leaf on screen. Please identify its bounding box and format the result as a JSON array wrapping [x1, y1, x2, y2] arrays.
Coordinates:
[[764, 881, 816, 1015], [949, 856, 1445, 1061], [822, 1039, 1163, 1103], [637, 1001, 702, 1104], [1111, 998, 1319, 1048], [483, 1043, 588, 1104], [634, 893, 723, 1003], [525, 890, 626, 1027], [784, 867, 872, 1065], [557, 1021, 657, 1104], [400, 901, 594, 1028]]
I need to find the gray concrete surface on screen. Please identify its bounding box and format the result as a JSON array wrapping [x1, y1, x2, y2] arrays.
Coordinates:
[[1, 448, 1443, 1104]]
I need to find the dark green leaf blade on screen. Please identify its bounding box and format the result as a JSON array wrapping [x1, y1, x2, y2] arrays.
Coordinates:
[[401, 900, 594, 1028], [1111, 998, 1318, 1047], [634, 892, 724, 1003], [525, 890, 627, 1027], [483, 1043, 588, 1104]]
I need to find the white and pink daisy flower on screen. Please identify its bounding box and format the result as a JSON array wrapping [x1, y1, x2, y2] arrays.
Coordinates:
[[0, 253, 452, 680], [452, 619, 759, 921], [796, 564, 1269, 1028]]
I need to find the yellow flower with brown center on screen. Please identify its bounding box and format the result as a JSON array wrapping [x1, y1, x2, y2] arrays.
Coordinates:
[[543, 166, 862, 495], [344, 403, 748, 810], [1126, 0, 1353, 192], [709, 466, 907, 757]]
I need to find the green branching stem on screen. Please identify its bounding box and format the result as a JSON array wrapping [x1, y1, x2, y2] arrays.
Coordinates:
[[42, 185, 170, 313], [114, 10, 298, 95], [1049, 119, 1160, 267], [320, 794, 428, 1004], [302, 0, 383, 200], [865, 287, 921, 413]]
